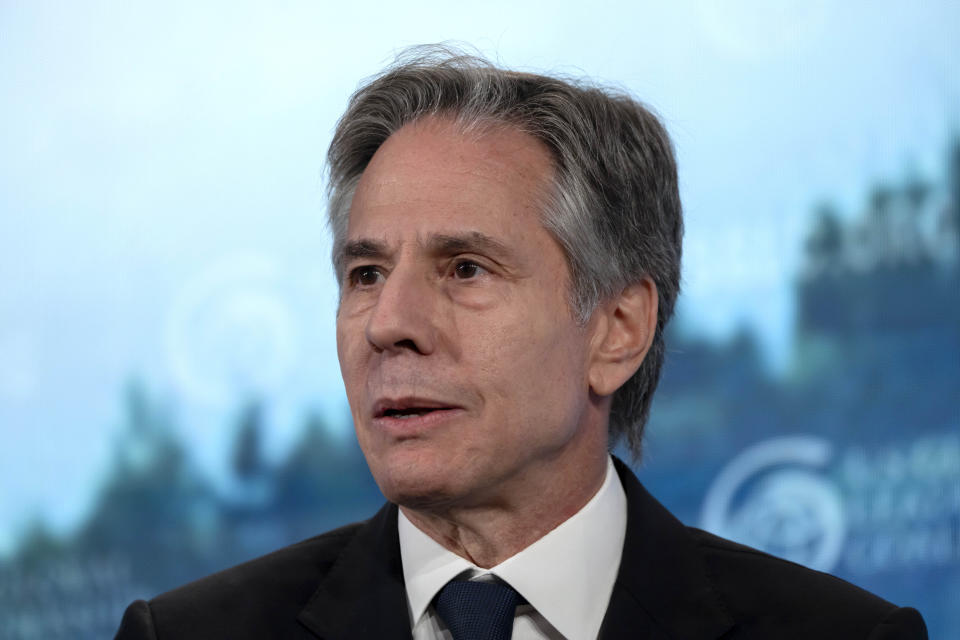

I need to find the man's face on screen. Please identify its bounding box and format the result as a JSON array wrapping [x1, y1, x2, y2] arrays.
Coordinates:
[[336, 118, 604, 510]]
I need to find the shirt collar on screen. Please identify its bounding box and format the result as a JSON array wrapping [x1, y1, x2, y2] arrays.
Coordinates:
[[399, 456, 627, 639]]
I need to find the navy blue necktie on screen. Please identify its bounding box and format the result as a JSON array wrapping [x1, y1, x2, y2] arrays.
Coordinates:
[[434, 578, 524, 640]]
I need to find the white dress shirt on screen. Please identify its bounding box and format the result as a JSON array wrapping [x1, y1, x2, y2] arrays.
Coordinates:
[[399, 456, 628, 640]]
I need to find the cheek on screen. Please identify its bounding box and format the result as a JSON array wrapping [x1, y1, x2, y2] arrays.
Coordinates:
[[477, 308, 588, 415], [335, 322, 366, 403], [335, 325, 350, 382]]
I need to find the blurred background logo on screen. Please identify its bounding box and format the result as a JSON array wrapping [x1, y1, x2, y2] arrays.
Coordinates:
[[701, 435, 846, 572], [164, 254, 299, 408]]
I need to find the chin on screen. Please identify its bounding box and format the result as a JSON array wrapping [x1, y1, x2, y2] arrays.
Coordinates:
[[369, 452, 465, 510], [378, 474, 460, 511]]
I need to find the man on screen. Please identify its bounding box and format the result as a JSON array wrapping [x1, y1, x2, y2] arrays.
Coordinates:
[[115, 47, 927, 639]]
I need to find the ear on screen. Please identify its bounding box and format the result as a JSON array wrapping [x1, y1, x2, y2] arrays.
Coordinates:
[[587, 277, 658, 397]]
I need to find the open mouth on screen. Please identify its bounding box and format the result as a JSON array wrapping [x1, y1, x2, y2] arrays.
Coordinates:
[[374, 399, 458, 421], [380, 407, 451, 419]]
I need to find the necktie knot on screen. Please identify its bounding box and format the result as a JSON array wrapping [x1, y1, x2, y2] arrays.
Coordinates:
[[434, 578, 524, 640]]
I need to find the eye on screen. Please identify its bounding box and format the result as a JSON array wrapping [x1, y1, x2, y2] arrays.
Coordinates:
[[453, 260, 486, 280], [348, 265, 383, 287]]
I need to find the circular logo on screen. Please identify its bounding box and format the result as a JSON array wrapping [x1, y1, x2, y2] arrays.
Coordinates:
[[164, 254, 298, 408], [700, 435, 845, 572]]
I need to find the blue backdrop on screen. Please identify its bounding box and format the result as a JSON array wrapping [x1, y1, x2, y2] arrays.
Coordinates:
[[1, 2, 957, 638]]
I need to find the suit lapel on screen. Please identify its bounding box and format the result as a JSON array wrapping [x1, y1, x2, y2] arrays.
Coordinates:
[[297, 502, 412, 640], [599, 459, 734, 640]]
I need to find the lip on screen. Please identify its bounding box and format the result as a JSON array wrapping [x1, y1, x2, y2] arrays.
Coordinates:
[[370, 396, 465, 437]]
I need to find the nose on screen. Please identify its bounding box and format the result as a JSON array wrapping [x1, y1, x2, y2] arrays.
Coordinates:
[[364, 264, 437, 355]]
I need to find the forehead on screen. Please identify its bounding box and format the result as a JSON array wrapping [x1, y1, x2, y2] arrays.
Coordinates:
[[344, 117, 556, 242]]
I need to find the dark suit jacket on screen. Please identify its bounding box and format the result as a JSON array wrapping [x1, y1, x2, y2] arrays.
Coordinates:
[[115, 459, 927, 639]]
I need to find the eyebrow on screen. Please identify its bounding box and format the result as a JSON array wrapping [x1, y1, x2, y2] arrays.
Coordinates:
[[425, 232, 513, 259], [341, 238, 389, 261]]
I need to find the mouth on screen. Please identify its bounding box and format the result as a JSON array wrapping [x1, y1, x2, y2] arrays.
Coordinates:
[[380, 407, 448, 419], [372, 398, 461, 421]]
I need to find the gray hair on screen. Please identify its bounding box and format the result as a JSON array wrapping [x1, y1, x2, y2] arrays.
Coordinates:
[[326, 46, 682, 459]]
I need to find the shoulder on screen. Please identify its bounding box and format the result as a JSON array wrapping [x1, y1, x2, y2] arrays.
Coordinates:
[[116, 521, 365, 639], [613, 459, 926, 639], [156, 522, 361, 606], [688, 527, 928, 639]]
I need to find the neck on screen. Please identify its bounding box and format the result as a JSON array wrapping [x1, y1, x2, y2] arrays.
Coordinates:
[[400, 450, 609, 568]]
